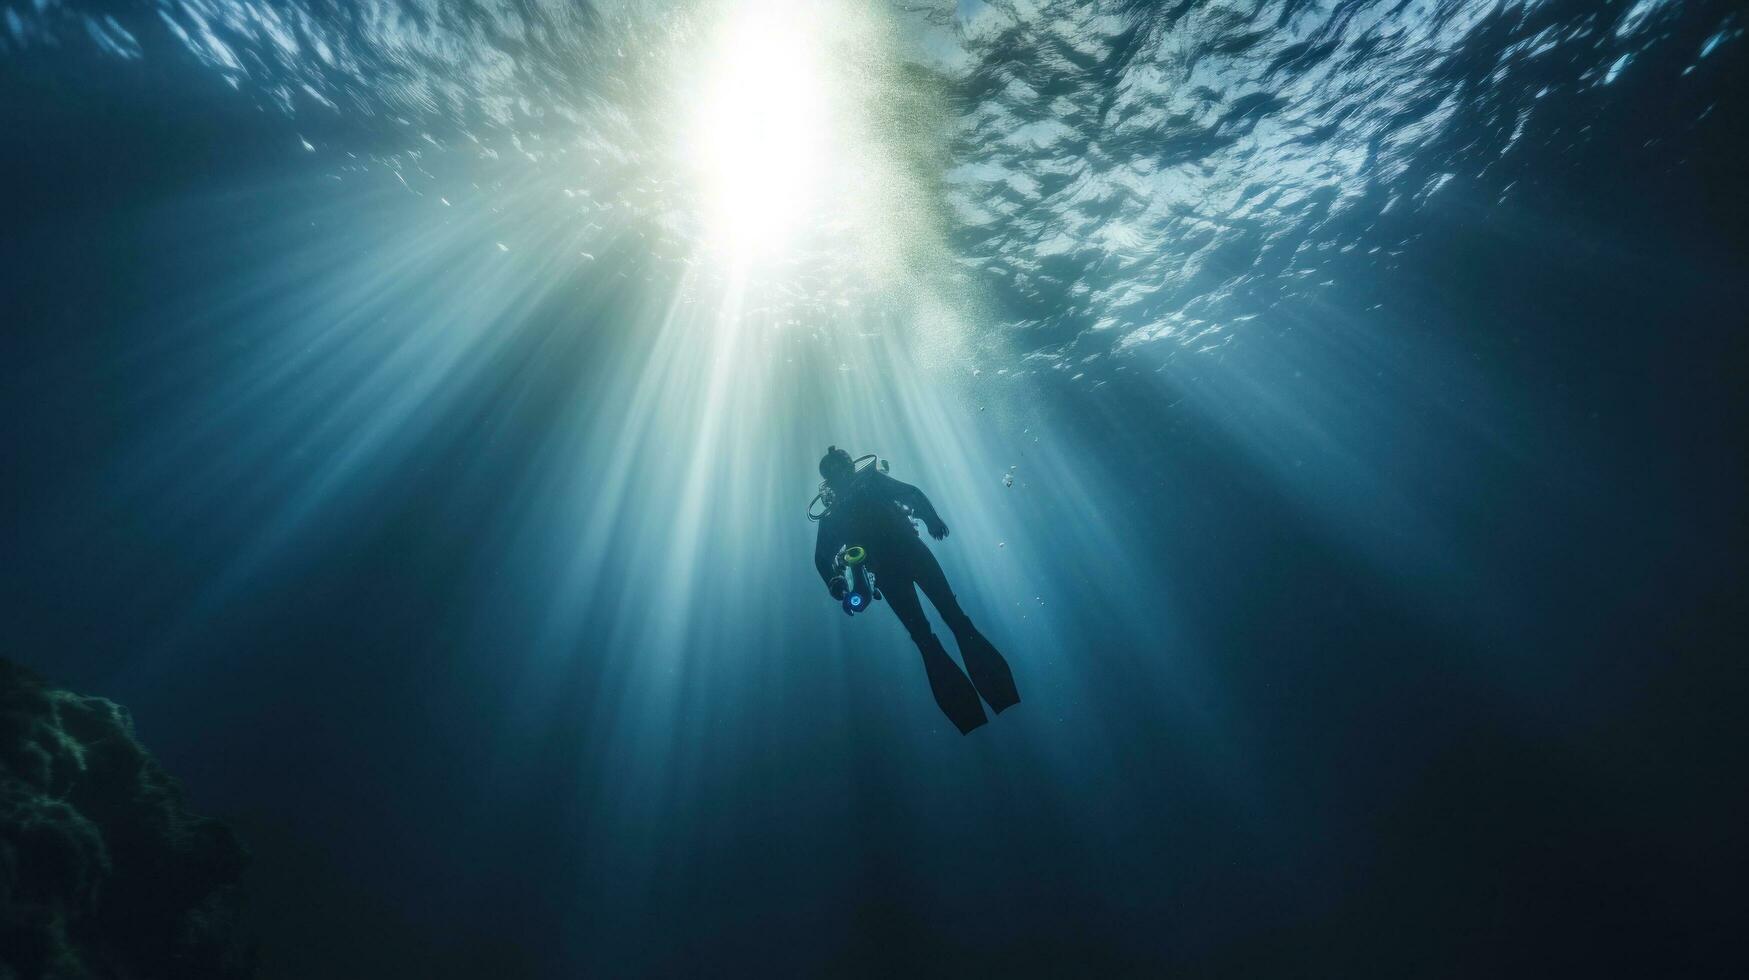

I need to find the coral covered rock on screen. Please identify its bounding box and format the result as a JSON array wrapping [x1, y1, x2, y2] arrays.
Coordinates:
[[1, 660, 252, 979]]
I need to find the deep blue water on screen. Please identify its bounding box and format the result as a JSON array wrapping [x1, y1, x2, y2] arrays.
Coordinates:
[[3, 1, 1746, 975]]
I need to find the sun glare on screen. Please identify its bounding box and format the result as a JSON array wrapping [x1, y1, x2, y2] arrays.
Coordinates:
[[688, 1, 832, 260]]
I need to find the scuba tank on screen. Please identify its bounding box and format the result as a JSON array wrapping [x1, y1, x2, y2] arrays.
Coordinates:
[[807, 453, 889, 523], [834, 545, 881, 615]]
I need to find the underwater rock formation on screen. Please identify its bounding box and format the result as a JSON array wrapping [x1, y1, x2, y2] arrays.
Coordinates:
[[0, 660, 252, 979]]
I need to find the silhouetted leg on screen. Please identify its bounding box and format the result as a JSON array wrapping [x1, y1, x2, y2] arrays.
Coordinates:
[[912, 546, 1021, 713], [885, 575, 986, 734]]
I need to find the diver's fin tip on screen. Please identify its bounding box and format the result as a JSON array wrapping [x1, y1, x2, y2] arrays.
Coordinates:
[[956, 631, 1021, 714], [919, 633, 987, 734]]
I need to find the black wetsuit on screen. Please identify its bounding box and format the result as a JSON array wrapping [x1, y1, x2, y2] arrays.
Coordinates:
[[814, 470, 1020, 733]]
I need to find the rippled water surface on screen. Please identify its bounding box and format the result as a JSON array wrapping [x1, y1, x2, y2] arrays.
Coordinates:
[[9, 0, 1738, 356]]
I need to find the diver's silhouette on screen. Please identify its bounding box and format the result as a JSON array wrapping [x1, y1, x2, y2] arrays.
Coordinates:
[[811, 446, 1020, 733]]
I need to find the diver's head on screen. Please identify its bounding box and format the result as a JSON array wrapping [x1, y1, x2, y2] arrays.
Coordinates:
[[818, 445, 855, 487]]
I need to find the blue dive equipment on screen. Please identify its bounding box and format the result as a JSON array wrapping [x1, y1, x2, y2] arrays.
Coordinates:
[[837, 545, 880, 615]]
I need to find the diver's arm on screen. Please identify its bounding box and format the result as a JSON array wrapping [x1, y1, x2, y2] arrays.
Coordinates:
[[815, 522, 851, 600], [814, 519, 842, 586], [880, 473, 949, 539]]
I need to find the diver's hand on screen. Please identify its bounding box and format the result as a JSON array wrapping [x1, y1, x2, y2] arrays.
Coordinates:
[[828, 576, 848, 601], [927, 519, 949, 540]]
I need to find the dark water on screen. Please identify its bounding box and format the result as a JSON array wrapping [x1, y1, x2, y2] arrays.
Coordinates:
[[3, 0, 1745, 975]]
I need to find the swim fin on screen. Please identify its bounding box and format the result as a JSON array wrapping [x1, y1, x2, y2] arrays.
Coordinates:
[[918, 633, 987, 734], [955, 626, 1021, 714]]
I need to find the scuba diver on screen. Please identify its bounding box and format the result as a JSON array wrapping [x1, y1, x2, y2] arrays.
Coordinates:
[[810, 446, 1020, 734]]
